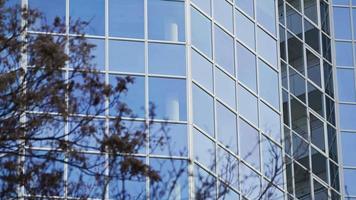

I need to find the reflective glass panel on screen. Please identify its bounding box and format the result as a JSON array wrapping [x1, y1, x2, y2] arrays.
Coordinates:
[[217, 147, 239, 189], [29, 0, 65, 31], [192, 49, 213, 92], [150, 159, 189, 199], [109, 0, 144, 38], [235, 0, 254, 17], [256, 0, 276, 35], [239, 119, 260, 170], [236, 42, 257, 92], [215, 68, 236, 109], [344, 169, 356, 195], [194, 129, 215, 170], [335, 41, 353, 66], [149, 78, 186, 121], [109, 40, 144, 73], [238, 85, 258, 125], [260, 102, 281, 142], [148, 0, 185, 42], [340, 104, 356, 130], [304, 19, 320, 52], [286, 5, 302, 39], [194, 165, 216, 199], [337, 68, 356, 102], [259, 60, 279, 109], [214, 0, 233, 32], [235, 11, 255, 49], [257, 28, 278, 68], [150, 123, 188, 156], [333, 7, 352, 39], [191, 7, 212, 57], [192, 0, 211, 15], [217, 102, 238, 153], [215, 26, 234, 75], [87, 38, 105, 71], [193, 84, 214, 136], [239, 163, 261, 199], [262, 137, 283, 185], [342, 132, 356, 166], [148, 43, 186, 76], [70, 0, 104, 35], [109, 75, 145, 118]]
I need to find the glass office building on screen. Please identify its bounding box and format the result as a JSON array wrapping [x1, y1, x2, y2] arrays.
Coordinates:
[[18, 0, 356, 199]]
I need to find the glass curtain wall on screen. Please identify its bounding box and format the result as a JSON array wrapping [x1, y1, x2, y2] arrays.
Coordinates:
[[279, 0, 341, 199], [333, 0, 356, 199]]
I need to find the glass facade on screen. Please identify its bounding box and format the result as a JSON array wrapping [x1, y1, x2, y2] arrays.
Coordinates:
[[20, 0, 356, 199]]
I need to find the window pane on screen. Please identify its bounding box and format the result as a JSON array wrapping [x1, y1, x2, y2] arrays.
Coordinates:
[[287, 34, 304, 73], [214, 0, 233, 32], [286, 5, 302, 39], [235, 11, 255, 49], [235, 0, 254, 17], [150, 159, 189, 199], [257, 28, 278, 68], [289, 67, 306, 102], [304, 19, 320, 52], [260, 102, 281, 142], [109, 75, 145, 118], [304, 0, 317, 24], [193, 84, 214, 136], [293, 133, 309, 169], [29, 0, 65, 31], [262, 137, 283, 185], [324, 61, 334, 97], [314, 180, 328, 200], [294, 163, 311, 199], [148, 43, 186, 76], [311, 148, 327, 182], [328, 125, 338, 162], [215, 26, 235, 75], [236, 42, 257, 92], [306, 49, 321, 87], [340, 104, 356, 130], [325, 96, 336, 126], [148, 0, 185, 42], [217, 102, 238, 153], [342, 132, 356, 166], [191, 7, 212, 57], [149, 78, 186, 121], [309, 114, 325, 152], [70, 0, 104, 35], [109, 0, 144, 38], [256, 0, 276, 35], [215, 68, 236, 109], [335, 41, 353, 66], [329, 161, 340, 191], [109, 40, 144, 73], [308, 83, 324, 116], [333, 7, 352, 39], [291, 97, 308, 139], [192, 49, 213, 92], [239, 119, 260, 170], [259, 60, 279, 109], [337, 68, 356, 102], [194, 129, 215, 170], [238, 85, 258, 125], [150, 123, 188, 156]]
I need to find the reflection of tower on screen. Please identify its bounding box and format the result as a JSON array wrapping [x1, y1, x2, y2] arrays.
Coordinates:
[[165, 19, 178, 42], [165, 93, 179, 121]]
